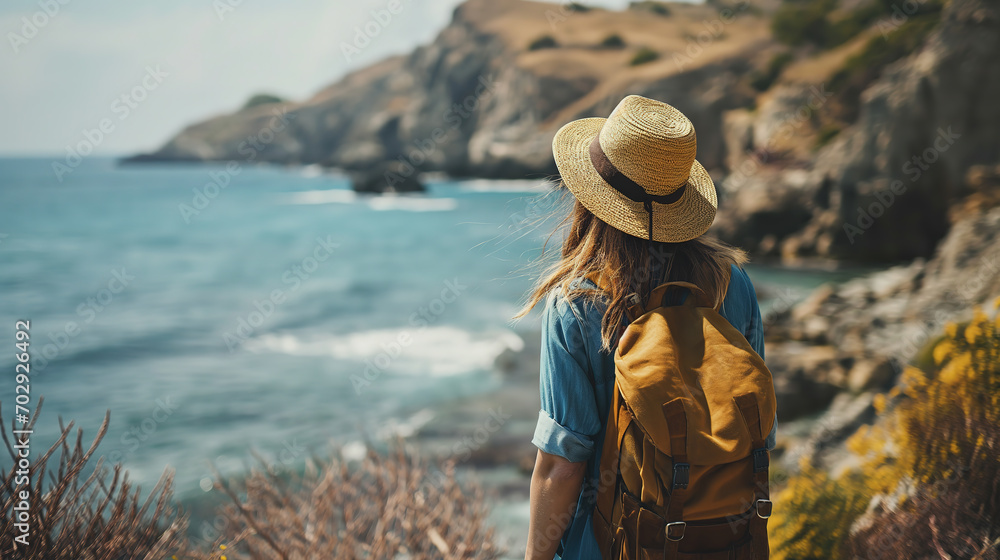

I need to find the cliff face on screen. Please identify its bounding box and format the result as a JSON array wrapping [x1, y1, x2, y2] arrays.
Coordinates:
[[714, 0, 1000, 261], [132, 0, 771, 178], [136, 0, 1000, 262]]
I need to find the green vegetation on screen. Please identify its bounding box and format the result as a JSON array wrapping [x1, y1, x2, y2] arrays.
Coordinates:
[[566, 2, 591, 12], [769, 302, 1000, 558], [630, 46, 660, 66], [750, 51, 794, 92], [242, 93, 285, 110], [771, 0, 836, 47], [528, 35, 559, 51], [599, 33, 626, 49], [815, 123, 842, 148], [628, 1, 671, 16], [771, 0, 941, 50]]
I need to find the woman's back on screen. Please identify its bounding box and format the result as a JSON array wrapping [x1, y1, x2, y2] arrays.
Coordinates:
[[531, 264, 775, 560]]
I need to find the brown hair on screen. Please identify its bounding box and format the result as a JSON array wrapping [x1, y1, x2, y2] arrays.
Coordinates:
[[515, 195, 748, 352]]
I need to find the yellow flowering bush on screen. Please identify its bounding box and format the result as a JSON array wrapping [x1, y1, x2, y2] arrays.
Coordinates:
[[768, 465, 869, 560], [769, 302, 1000, 559]]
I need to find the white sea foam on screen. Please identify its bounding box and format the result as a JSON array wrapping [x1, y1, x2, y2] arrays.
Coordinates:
[[367, 196, 457, 212], [284, 190, 456, 211], [458, 179, 555, 193], [286, 189, 357, 205], [300, 164, 325, 178], [245, 326, 524, 377], [376, 408, 437, 439]]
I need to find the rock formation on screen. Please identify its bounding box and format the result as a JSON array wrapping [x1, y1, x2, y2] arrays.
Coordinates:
[[128, 0, 771, 179], [715, 0, 1000, 261]]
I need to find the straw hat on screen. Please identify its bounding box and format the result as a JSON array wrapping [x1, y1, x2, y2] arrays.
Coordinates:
[[552, 95, 717, 243]]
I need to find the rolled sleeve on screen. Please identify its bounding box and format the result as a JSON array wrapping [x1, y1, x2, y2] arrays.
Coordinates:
[[532, 292, 602, 463], [532, 409, 596, 463]]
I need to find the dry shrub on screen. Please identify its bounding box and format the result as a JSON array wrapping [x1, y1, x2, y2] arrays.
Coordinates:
[[2, 401, 499, 560], [0, 397, 191, 560], [207, 444, 499, 560]]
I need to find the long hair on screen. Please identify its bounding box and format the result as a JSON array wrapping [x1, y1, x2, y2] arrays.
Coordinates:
[[514, 195, 748, 352]]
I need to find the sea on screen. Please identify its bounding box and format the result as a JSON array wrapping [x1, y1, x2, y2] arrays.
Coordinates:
[[0, 156, 863, 549]]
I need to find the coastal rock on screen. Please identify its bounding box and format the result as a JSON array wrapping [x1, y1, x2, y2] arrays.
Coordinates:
[[349, 162, 425, 193], [846, 357, 894, 393], [769, 203, 1000, 471], [779, 390, 877, 474], [712, 0, 1000, 262], [766, 342, 844, 421]]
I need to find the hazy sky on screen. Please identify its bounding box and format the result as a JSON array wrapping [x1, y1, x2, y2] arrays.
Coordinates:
[[0, 0, 634, 156]]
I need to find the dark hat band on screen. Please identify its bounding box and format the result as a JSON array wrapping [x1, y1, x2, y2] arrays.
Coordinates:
[[588, 134, 687, 206]]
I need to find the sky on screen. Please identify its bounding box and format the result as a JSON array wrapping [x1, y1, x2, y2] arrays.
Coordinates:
[[0, 0, 635, 156]]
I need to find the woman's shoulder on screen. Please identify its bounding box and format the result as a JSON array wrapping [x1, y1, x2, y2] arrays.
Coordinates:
[[719, 263, 759, 324], [726, 263, 754, 296], [545, 277, 604, 326]]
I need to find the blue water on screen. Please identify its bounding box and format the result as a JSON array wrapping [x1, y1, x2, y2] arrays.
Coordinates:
[[0, 157, 858, 505]]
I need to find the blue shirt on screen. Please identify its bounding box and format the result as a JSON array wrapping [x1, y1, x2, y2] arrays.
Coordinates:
[[531, 264, 776, 560]]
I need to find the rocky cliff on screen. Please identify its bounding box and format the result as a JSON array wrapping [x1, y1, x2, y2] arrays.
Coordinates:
[[132, 0, 1000, 262], [129, 0, 772, 179], [765, 164, 1000, 471], [714, 0, 1000, 261]]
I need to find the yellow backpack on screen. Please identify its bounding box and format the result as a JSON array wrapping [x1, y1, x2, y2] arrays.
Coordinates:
[[592, 280, 776, 560]]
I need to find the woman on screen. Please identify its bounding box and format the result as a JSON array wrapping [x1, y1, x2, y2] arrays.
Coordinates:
[[517, 95, 776, 560]]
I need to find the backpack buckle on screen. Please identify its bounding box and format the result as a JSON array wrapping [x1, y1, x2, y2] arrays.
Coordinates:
[[755, 499, 773, 519], [752, 447, 769, 473], [671, 462, 689, 490], [665, 521, 686, 541]]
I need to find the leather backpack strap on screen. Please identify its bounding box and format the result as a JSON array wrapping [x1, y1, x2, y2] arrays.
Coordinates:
[[595, 387, 632, 558], [734, 394, 771, 560], [661, 398, 689, 558]]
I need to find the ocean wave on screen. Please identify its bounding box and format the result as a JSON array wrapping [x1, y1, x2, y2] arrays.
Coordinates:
[[244, 326, 524, 377], [286, 189, 358, 205], [284, 190, 456, 212], [457, 179, 555, 193], [367, 196, 457, 212]]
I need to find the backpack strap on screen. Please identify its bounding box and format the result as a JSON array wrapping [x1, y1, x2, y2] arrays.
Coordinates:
[[734, 393, 771, 560], [630, 261, 735, 319], [661, 398, 689, 557]]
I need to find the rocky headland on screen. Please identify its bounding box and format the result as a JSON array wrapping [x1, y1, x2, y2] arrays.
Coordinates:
[[130, 0, 1000, 480]]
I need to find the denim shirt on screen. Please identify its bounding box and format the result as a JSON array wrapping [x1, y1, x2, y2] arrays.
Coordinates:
[[531, 264, 776, 560]]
